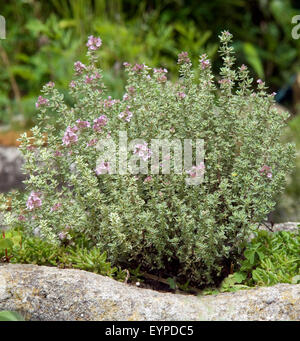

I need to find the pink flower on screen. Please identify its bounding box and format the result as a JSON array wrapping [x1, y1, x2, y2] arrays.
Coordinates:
[[103, 96, 119, 107], [178, 52, 190, 64], [132, 64, 144, 72], [157, 75, 167, 83], [46, 81, 55, 88], [70, 126, 79, 132], [54, 150, 62, 157], [85, 75, 93, 83], [18, 215, 26, 221], [123, 62, 131, 68], [123, 93, 130, 101], [84, 73, 101, 83], [133, 142, 152, 161], [259, 165, 272, 179], [51, 203, 62, 212], [144, 176, 152, 183], [95, 161, 110, 175], [257, 79, 263, 84], [35, 96, 49, 108], [218, 79, 231, 85], [87, 138, 98, 147], [153, 68, 168, 74], [62, 126, 78, 146], [26, 192, 42, 211], [93, 115, 108, 132], [199, 54, 210, 70], [58, 232, 67, 240], [186, 163, 205, 178], [86, 35, 102, 51], [119, 107, 133, 122], [128, 86, 135, 94], [177, 92, 186, 99], [70, 81, 76, 88], [240, 64, 247, 71], [74, 61, 86, 74], [76, 119, 90, 128]]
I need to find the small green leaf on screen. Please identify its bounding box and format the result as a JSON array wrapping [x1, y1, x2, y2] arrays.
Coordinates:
[[0, 311, 25, 321], [0, 238, 14, 250], [167, 277, 177, 290], [243, 42, 264, 78]]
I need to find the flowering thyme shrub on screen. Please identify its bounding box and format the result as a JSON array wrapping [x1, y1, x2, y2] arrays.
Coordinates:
[[1, 32, 295, 287]]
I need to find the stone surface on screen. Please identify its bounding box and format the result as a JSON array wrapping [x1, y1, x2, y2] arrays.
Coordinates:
[[0, 264, 299, 321], [0, 146, 25, 192], [260, 221, 299, 232]]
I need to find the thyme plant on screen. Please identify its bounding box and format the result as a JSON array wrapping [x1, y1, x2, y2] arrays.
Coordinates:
[[1, 32, 295, 287]]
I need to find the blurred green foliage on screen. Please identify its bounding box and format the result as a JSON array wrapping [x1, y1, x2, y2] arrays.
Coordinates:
[[0, 0, 299, 126]]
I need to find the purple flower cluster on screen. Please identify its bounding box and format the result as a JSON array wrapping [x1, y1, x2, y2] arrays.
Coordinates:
[[86, 35, 102, 51], [54, 150, 63, 157], [128, 86, 135, 94], [186, 163, 205, 178], [87, 138, 98, 147], [133, 142, 152, 161], [26, 192, 42, 211], [62, 126, 79, 146], [18, 215, 26, 221], [76, 119, 90, 128], [178, 52, 190, 64], [46, 81, 55, 88], [74, 61, 87, 74], [103, 96, 119, 108], [119, 107, 133, 122], [132, 64, 144, 72], [177, 92, 186, 99], [199, 54, 210, 70], [58, 232, 66, 240], [218, 78, 231, 85], [35, 96, 49, 108], [153, 68, 168, 74], [69, 81, 76, 88], [95, 161, 110, 175], [85, 72, 101, 84], [93, 115, 108, 132], [123, 93, 130, 101], [60, 114, 108, 147], [259, 165, 272, 179]]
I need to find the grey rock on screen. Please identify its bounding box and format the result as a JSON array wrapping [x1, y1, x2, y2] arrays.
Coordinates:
[[0, 264, 299, 321], [0, 146, 25, 192], [262, 222, 299, 233], [248, 222, 299, 241]]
